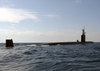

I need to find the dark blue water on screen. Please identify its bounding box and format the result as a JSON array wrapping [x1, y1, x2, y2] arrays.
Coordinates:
[[0, 43, 100, 71]]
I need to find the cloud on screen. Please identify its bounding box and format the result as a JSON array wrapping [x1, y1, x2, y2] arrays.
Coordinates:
[[9, 26, 15, 29], [0, 29, 99, 42], [8, 4, 15, 7], [42, 14, 58, 18], [5, 0, 9, 2], [10, 24, 16, 26], [1, 0, 9, 3], [0, 29, 81, 42], [9, 24, 16, 28], [87, 32, 100, 42], [74, 0, 81, 3], [0, 7, 39, 23]]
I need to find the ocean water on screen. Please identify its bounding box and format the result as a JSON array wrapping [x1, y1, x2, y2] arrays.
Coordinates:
[[0, 43, 100, 71]]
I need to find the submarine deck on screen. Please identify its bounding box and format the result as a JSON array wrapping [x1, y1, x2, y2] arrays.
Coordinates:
[[41, 41, 94, 46]]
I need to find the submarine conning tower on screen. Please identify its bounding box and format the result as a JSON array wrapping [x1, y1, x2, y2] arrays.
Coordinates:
[[6, 39, 14, 47], [81, 28, 86, 42]]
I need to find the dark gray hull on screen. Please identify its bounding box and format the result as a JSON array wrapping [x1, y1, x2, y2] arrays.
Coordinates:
[[42, 41, 94, 46]]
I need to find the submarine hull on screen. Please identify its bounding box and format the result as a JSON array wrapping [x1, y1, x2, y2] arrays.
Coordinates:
[[42, 41, 93, 46]]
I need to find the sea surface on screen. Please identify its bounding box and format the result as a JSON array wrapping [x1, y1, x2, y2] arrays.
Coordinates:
[[0, 42, 100, 71]]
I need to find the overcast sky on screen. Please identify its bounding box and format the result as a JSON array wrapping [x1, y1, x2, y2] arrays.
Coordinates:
[[0, 0, 100, 42]]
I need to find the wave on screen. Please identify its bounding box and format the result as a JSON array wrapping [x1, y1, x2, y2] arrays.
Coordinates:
[[0, 43, 100, 71]]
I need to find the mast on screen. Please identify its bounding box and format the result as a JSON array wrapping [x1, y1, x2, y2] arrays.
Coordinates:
[[82, 26, 85, 35]]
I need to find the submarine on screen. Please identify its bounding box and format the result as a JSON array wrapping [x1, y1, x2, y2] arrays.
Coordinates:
[[42, 28, 93, 46]]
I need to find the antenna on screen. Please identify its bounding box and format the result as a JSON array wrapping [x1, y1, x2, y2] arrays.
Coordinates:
[[84, 26, 85, 31]]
